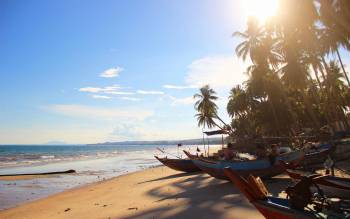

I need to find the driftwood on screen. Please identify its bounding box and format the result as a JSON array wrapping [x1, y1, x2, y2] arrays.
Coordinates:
[[0, 169, 76, 177]]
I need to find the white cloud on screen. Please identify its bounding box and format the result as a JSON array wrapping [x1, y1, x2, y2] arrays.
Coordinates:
[[46, 104, 152, 121], [137, 90, 164, 95], [120, 97, 141, 101], [163, 84, 198, 89], [185, 55, 248, 90], [109, 123, 144, 140], [91, 95, 111, 99], [79, 85, 134, 96], [108, 121, 201, 141], [100, 67, 123, 78], [105, 91, 134, 95], [169, 96, 195, 106], [79, 85, 120, 93]]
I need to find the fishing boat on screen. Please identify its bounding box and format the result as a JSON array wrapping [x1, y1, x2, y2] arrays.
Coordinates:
[[284, 168, 350, 199], [184, 149, 304, 180], [332, 138, 350, 161], [154, 129, 229, 173], [301, 143, 332, 167], [154, 156, 201, 173], [223, 168, 350, 219]]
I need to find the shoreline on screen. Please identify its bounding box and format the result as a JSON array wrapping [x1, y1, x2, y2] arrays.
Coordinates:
[[0, 166, 268, 219], [2, 159, 349, 219], [0, 145, 217, 211]]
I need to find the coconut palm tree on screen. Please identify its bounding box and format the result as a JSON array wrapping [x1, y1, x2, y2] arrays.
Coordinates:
[[233, 17, 264, 64], [193, 0, 350, 139], [319, 0, 350, 86], [194, 85, 227, 130], [272, 0, 323, 130], [323, 61, 350, 129], [319, 27, 350, 86], [227, 85, 250, 119]]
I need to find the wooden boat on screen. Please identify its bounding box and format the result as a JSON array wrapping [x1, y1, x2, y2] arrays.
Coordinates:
[[184, 150, 304, 180], [302, 143, 332, 167], [223, 168, 350, 219], [284, 168, 350, 199], [332, 138, 350, 161], [154, 156, 201, 173]]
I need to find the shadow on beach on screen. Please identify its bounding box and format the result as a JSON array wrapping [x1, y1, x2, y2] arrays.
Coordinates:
[[120, 172, 293, 219], [137, 172, 200, 185]]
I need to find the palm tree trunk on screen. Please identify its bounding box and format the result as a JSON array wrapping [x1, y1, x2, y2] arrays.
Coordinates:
[[269, 101, 281, 136], [302, 91, 321, 130], [273, 65, 299, 132], [321, 56, 329, 81], [336, 48, 350, 86], [311, 64, 335, 127], [215, 114, 238, 136], [311, 64, 322, 89], [260, 76, 280, 136], [215, 114, 229, 128], [321, 56, 348, 131], [212, 120, 223, 130]]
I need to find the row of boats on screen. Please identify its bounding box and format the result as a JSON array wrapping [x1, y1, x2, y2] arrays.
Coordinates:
[[154, 139, 350, 219]]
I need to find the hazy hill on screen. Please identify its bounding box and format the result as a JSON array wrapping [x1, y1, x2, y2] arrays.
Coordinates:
[[88, 137, 226, 146]]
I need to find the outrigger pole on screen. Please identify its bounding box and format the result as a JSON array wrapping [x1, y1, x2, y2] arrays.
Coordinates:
[[156, 147, 181, 159]]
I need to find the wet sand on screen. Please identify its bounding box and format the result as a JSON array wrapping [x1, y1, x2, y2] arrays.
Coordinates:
[[0, 175, 59, 181]]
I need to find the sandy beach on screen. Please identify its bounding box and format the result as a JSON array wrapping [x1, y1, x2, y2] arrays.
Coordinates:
[[0, 166, 290, 219]]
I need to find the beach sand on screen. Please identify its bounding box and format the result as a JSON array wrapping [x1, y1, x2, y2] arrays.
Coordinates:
[[0, 166, 291, 219], [4, 160, 348, 219]]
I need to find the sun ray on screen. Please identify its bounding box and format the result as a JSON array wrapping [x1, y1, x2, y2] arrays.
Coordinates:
[[241, 0, 279, 24]]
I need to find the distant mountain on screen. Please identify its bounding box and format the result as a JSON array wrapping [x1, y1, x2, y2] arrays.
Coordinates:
[[88, 137, 226, 146]]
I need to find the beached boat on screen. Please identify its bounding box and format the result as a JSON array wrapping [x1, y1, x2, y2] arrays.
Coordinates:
[[284, 168, 350, 199], [154, 156, 201, 173], [302, 143, 332, 167], [184, 150, 304, 180], [224, 168, 350, 219], [332, 138, 350, 161]]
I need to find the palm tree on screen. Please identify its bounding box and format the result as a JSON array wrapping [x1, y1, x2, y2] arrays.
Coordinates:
[[319, 27, 350, 86], [324, 61, 350, 128], [227, 85, 258, 137], [272, 0, 323, 130], [227, 85, 250, 119], [319, 0, 350, 86], [194, 85, 226, 130], [233, 17, 264, 64]]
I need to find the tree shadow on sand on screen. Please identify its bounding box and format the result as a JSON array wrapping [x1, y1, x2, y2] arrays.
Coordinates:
[[117, 172, 292, 219], [137, 172, 199, 185]]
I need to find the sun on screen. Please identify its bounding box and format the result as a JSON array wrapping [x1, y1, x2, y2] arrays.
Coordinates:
[[241, 0, 279, 24]]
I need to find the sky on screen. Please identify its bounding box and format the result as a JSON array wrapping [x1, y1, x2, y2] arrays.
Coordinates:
[[1, 0, 349, 144]]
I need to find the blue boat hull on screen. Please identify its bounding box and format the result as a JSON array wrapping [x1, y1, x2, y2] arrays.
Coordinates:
[[191, 150, 304, 180]]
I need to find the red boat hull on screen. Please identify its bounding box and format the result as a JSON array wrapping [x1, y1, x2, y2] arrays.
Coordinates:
[[223, 168, 321, 219]]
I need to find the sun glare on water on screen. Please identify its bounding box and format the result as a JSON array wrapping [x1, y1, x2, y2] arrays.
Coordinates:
[[241, 0, 279, 24]]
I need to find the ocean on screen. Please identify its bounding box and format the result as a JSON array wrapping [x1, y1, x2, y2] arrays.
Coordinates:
[[0, 144, 202, 210]]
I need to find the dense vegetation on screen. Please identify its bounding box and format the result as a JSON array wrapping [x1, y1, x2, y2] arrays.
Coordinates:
[[194, 0, 350, 139]]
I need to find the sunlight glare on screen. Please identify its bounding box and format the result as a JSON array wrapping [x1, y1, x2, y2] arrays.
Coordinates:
[[241, 0, 279, 24]]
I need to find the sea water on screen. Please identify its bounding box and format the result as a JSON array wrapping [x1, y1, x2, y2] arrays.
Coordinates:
[[0, 144, 204, 210]]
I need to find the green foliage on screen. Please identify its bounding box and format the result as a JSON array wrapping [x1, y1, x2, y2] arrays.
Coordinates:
[[194, 0, 350, 138], [193, 85, 221, 129]]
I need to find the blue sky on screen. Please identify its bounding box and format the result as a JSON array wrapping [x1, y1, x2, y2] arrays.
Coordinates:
[[1, 0, 348, 144]]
